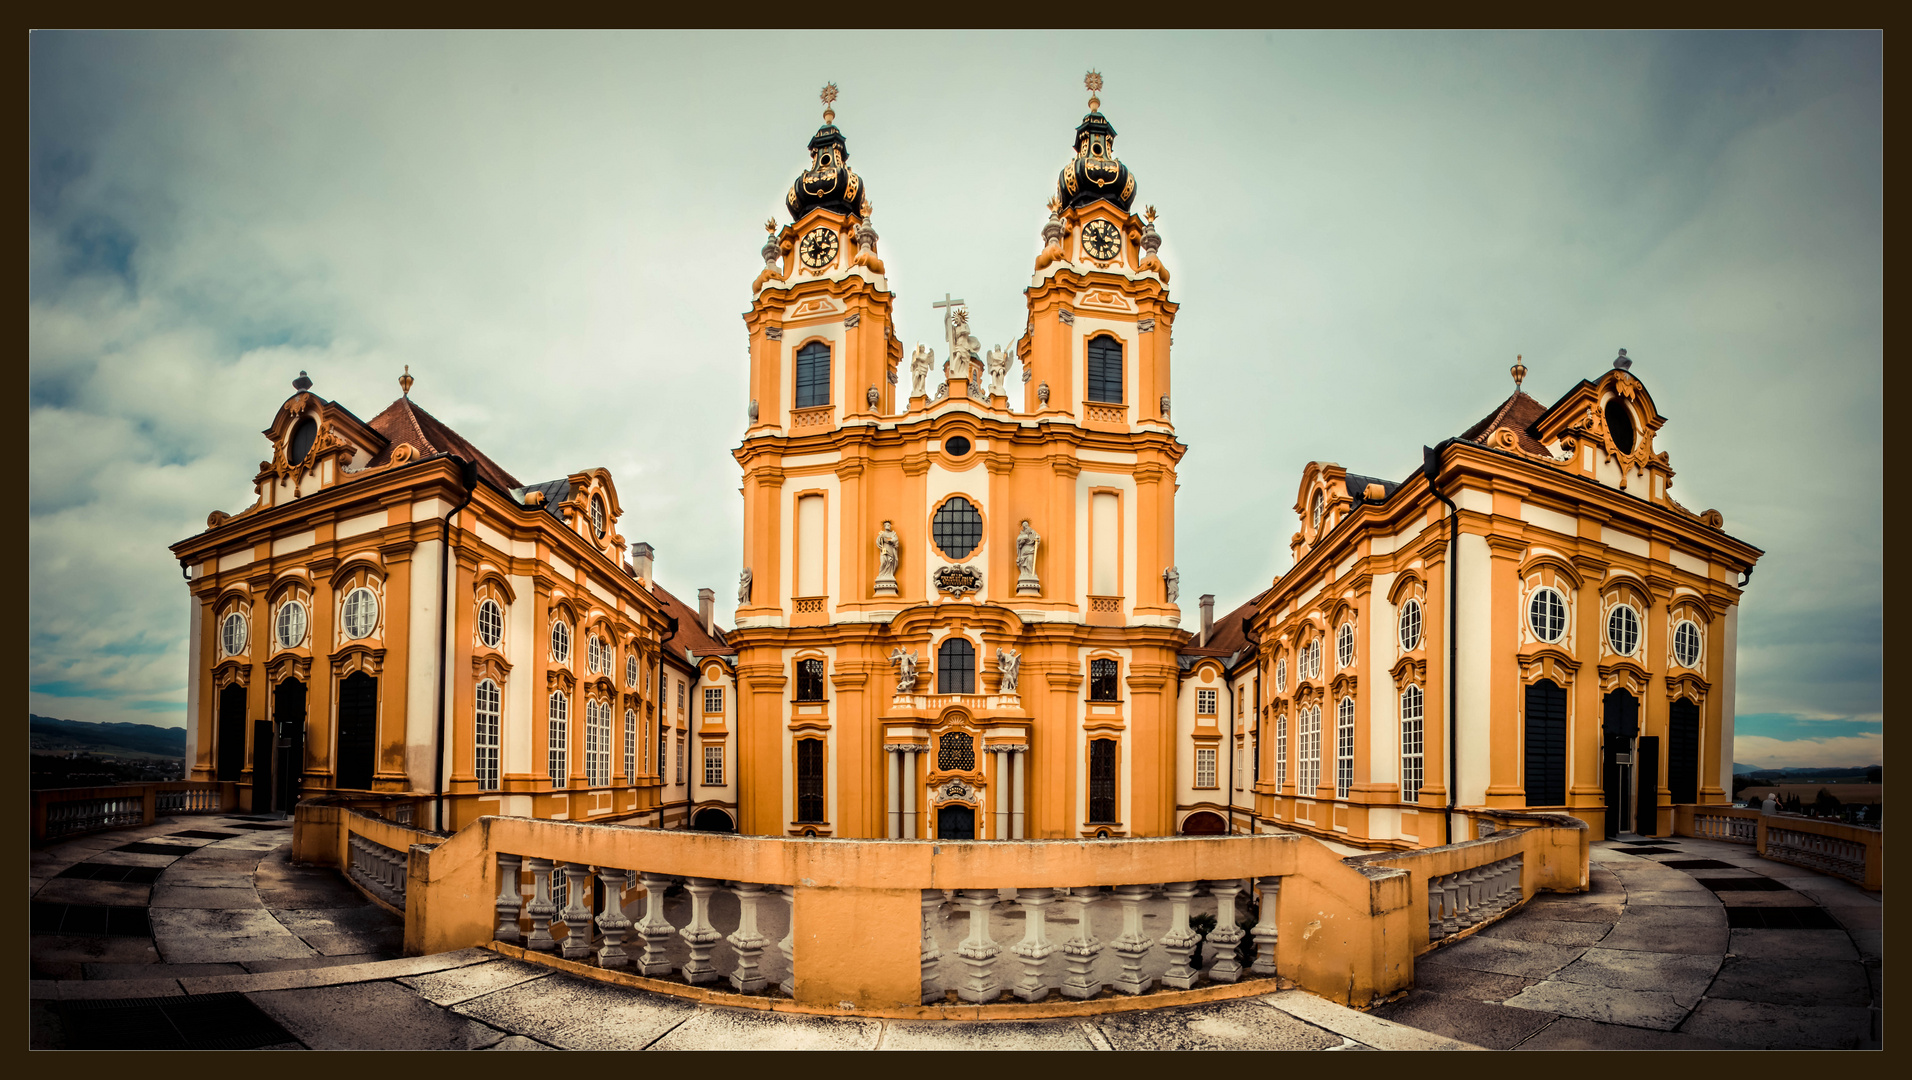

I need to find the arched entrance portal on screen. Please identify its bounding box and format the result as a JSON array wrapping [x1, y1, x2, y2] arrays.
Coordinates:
[[937, 804, 976, 840], [1180, 811, 1227, 836], [692, 808, 736, 833]]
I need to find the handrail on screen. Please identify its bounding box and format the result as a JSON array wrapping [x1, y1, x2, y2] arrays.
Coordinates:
[[32, 781, 238, 844]]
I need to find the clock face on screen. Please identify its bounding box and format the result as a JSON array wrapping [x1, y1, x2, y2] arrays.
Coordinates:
[[1081, 219, 1121, 261], [799, 227, 840, 269]]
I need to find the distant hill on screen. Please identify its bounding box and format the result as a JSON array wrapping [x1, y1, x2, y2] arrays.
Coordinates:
[[1733, 762, 1756, 775], [28, 715, 185, 761]]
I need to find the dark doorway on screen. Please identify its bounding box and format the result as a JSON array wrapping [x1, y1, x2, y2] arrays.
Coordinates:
[[272, 680, 307, 814], [251, 720, 273, 812], [1668, 699, 1700, 806], [937, 805, 975, 839], [1181, 811, 1226, 835], [1602, 690, 1639, 838], [216, 685, 247, 782], [1523, 680, 1568, 807], [1635, 736, 1660, 838], [692, 808, 736, 833], [336, 673, 379, 791]]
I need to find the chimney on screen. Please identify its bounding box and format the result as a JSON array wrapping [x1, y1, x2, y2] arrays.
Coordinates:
[[1200, 593, 1216, 647], [630, 542, 655, 586], [698, 588, 716, 636]]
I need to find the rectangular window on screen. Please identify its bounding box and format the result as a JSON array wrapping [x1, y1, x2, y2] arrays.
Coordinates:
[[677, 679, 685, 713], [475, 679, 501, 792], [1090, 491, 1119, 596], [586, 701, 610, 788], [1401, 686, 1424, 803], [1086, 334, 1124, 404], [624, 708, 636, 782], [796, 493, 826, 597], [676, 736, 686, 786], [704, 744, 724, 786], [1335, 698, 1355, 799], [704, 686, 723, 714], [796, 658, 826, 701], [1196, 688, 1217, 716], [1524, 680, 1569, 807], [1252, 728, 1261, 783], [548, 692, 568, 789], [1088, 738, 1118, 823], [1195, 747, 1217, 789], [1089, 658, 1120, 702], [795, 341, 831, 409], [796, 737, 826, 823], [1276, 714, 1288, 790], [1300, 707, 1320, 794]]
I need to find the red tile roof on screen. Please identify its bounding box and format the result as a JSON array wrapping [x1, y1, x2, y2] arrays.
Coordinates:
[[1459, 389, 1553, 456], [651, 581, 736, 660], [363, 396, 521, 491], [1181, 593, 1265, 662]]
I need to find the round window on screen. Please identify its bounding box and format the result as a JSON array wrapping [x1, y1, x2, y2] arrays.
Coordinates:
[[1398, 598, 1423, 652], [221, 612, 247, 656], [1275, 657, 1287, 693], [275, 600, 307, 650], [931, 496, 983, 559], [341, 587, 379, 639], [626, 653, 639, 688], [1528, 588, 1567, 644], [550, 620, 571, 663], [1607, 603, 1641, 656], [944, 435, 971, 458], [287, 417, 318, 466], [591, 495, 606, 538], [477, 599, 504, 648], [1604, 398, 1637, 455], [1311, 490, 1324, 530], [1673, 619, 1702, 667], [1336, 623, 1355, 670]]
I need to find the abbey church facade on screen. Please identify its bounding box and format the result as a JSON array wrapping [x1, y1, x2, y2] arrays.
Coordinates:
[[170, 78, 1762, 850]]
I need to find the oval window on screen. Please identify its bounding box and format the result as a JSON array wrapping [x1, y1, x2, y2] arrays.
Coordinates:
[[1528, 588, 1567, 644], [591, 495, 606, 538], [221, 612, 247, 656], [341, 587, 380, 639], [1604, 398, 1637, 455], [477, 599, 504, 648], [1398, 598, 1423, 652], [275, 600, 307, 650], [1673, 619, 1702, 667], [944, 435, 971, 458], [287, 417, 318, 466], [931, 496, 983, 559], [1607, 603, 1641, 656]]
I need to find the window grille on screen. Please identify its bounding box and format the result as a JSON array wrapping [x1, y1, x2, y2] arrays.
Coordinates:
[[547, 691, 568, 788], [795, 342, 832, 408], [478, 599, 504, 649], [1607, 603, 1640, 656], [938, 638, 976, 694], [1197, 688, 1217, 715], [797, 658, 826, 701], [676, 736, 686, 785], [626, 653, 638, 688], [677, 680, 686, 711], [931, 497, 983, 559], [704, 743, 724, 786], [475, 679, 501, 791], [938, 731, 976, 772], [1398, 598, 1422, 653], [276, 600, 307, 650], [704, 687, 724, 714], [796, 738, 826, 823], [1673, 620, 1702, 668], [624, 708, 636, 781], [1529, 588, 1567, 643], [1335, 697, 1355, 798], [1086, 335, 1124, 404], [1400, 685, 1424, 803], [1088, 739, 1118, 823], [1275, 658, 1287, 693], [1089, 658, 1119, 702], [1196, 747, 1217, 789], [588, 635, 605, 674], [1336, 623, 1355, 670]]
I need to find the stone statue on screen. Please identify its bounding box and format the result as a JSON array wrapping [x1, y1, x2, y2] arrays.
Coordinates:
[[888, 646, 920, 693], [748, 399, 759, 423], [910, 344, 934, 398], [1037, 382, 1050, 407], [1015, 520, 1041, 595], [874, 520, 899, 595], [1160, 394, 1171, 419], [985, 345, 1010, 396], [1163, 565, 1180, 603], [996, 647, 1022, 695], [867, 384, 880, 409], [738, 567, 752, 604], [950, 308, 982, 377]]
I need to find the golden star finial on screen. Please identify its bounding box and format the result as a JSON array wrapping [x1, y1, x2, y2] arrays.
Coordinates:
[[1511, 355, 1528, 390], [1144, 205, 1158, 224], [1085, 70, 1103, 111], [764, 218, 777, 234], [821, 82, 839, 123]]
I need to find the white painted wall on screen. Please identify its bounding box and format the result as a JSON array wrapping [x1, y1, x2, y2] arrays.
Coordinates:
[[1455, 531, 1493, 806], [504, 574, 535, 777], [405, 539, 444, 790]]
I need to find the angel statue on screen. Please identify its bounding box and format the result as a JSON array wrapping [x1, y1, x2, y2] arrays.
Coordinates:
[[995, 646, 1022, 695], [985, 345, 1011, 396], [910, 343, 934, 398], [888, 646, 921, 693]]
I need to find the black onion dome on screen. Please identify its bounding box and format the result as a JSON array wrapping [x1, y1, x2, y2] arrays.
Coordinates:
[[786, 122, 866, 220], [1057, 110, 1135, 213]]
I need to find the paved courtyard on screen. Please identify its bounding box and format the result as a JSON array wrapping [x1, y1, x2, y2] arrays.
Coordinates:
[[29, 816, 1882, 1050]]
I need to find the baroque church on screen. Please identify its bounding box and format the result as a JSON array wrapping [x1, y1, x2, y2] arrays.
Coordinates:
[[170, 76, 1761, 850]]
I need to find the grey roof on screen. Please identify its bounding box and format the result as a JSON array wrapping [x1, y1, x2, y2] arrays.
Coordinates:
[[1344, 472, 1400, 511], [518, 479, 572, 518]]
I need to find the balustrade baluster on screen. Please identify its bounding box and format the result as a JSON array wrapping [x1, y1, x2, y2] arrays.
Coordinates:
[[560, 864, 595, 961], [525, 858, 557, 952], [727, 882, 770, 993], [594, 866, 633, 968], [1159, 881, 1203, 990], [679, 878, 723, 984], [1427, 873, 1447, 939], [1010, 887, 1057, 1002], [1204, 879, 1245, 983], [1440, 875, 1461, 937], [1110, 884, 1156, 995], [494, 854, 524, 944], [953, 888, 1003, 1003], [1058, 887, 1105, 1000], [919, 888, 945, 1003], [779, 885, 798, 997], [633, 873, 676, 976], [1250, 876, 1281, 976]]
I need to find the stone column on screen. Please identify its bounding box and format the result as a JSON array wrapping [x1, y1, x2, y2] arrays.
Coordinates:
[[559, 864, 594, 961], [902, 747, 920, 838], [887, 746, 903, 839], [1203, 878, 1245, 983], [953, 888, 1002, 1003], [1058, 887, 1105, 999], [1110, 884, 1156, 994], [727, 881, 770, 993], [920, 889, 945, 1004], [679, 877, 723, 984], [1250, 876, 1281, 976], [494, 853, 523, 944], [778, 885, 797, 996], [633, 872, 676, 976], [1010, 887, 1057, 1002], [524, 857, 557, 953], [1011, 747, 1027, 839], [1440, 874, 1462, 936], [1159, 881, 1203, 989], [992, 749, 1009, 839], [593, 866, 633, 968]]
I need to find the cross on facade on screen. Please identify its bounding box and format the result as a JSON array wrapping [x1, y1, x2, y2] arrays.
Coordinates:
[[932, 293, 966, 361]]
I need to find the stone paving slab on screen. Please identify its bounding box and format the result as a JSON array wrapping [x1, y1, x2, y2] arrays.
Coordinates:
[[452, 971, 702, 1050], [302, 930, 405, 956], [242, 953, 392, 974], [150, 885, 265, 909], [650, 1007, 886, 1051], [178, 949, 498, 995], [1512, 1017, 1735, 1050], [1406, 964, 1536, 1002], [1093, 998, 1350, 1051], [1706, 955, 1873, 1007], [1710, 889, 1818, 908], [272, 906, 405, 935], [151, 907, 317, 964], [1680, 998, 1876, 1050], [1477, 918, 1611, 947], [1261, 991, 1483, 1050], [484, 1035, 560, 1050], [1520, 900, 1625, 924], [876, 1019, 1105, 1050], [1551, 948, 1721, 1007], [30, 934, 163, 965], [1598, 921, 1728, 955], [1500, 979, 1690, 1031], [1725, 927, 1858, 962], [31, 878, 153, 906], [1367, 991, 1552, 1049], [1620, 889, 1722, 907], [83, 961, 248, 980], [1418, 936, 1586, 979], [399, 957, 555, 1006], [249, 982, 513, 1050]]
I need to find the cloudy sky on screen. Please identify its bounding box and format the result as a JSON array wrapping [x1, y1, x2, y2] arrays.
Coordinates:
[[29, 32, 1880, 769]]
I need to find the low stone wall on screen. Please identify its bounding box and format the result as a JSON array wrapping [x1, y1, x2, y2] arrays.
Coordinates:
[[1674, 804, 1882, 890], [32, 781, 237, 844]]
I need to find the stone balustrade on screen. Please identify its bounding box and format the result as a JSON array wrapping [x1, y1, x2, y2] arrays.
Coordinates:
[[1766, 827, 1867, 884], [348, 832, 411, 910], [1425, 855, 1523, 942], [1673, 804, 1883, 891], [1347, 817, 1587, 956], [32, 781, 237, 844], [1690, 807, 1758, 844]]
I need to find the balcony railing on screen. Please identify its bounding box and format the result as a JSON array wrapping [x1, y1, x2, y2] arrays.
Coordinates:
[[1673, 804, 1883, 891], [32, 781, 238, 844]]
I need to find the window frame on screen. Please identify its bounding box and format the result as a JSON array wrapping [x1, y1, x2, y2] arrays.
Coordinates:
[[221, 611, 248, 657], [1606, 602, 1641, 657], [1087, 737, 1119, 824], [1275, 657, 1287, 693], [1085, 333, 1125, 404], [624, 707, 636, 781], [341, 586, 380, 640], [475, 677, 501, 791], [1528, 587, 1568, 644], [796, 658, 826, 702], [930, 496, 984, 560], [704, 743, 724, 786], [549, 618, 572, 664], [938, 637, 977, 695], [704, 686, 724, 714], [1398, 598, 1422, 653], [1335, 697, 1355, 799], [795, 341, 832, 409], [1088, 657, 1120, 702], [275, 600, 307, 651], [585, 699, 610, 788], [1196, 688, 1218, 716], [795, 737, 826, 823], [1299, 706, 1321, 794], [587, 634, 605, 674], [1673, 619, 1702, 668], [1400, 685, 1424, 803], [547, 690, 568, 789], [1336, 622, 1355, 670], [626, 652, 639, 688], [477, 598, 504, 649], [1195, 746, 1218, 789], [1275, 712, 1288, 790]]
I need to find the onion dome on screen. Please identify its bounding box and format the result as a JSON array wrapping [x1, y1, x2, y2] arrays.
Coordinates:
[[1056, 71, 1136, 213], [785, 83, 866, 220]]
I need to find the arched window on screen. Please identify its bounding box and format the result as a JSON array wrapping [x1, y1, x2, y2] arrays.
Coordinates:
[[1400, 685, 1424, 803], [1335, 697, 1355, 798], [475, 678, 501, 791], [586, 699, 610, 787], [1311, 490, 1324, 531], [938, 730, 976, 771], [287, 417, 318, 466], [795, 341, 832, 408], [1398, 598, 1422, 653], [590, 495, 606, 538], [1524, 679, 1568, 807], [547, 691, 568, 788], [1604, 398, 1636, 454], [1274, 712, 1288, 790], [1086, 334, 1123, 403], [938, 637, 976, 694], [623, 708, 636, 781], [1299, 706, 1321, 793]]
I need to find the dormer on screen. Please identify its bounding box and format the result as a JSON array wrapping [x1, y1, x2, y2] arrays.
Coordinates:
[[1290, 462, 1352, 563], [1530, 353, 1675, 504], [253, 371, 383, 509]]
